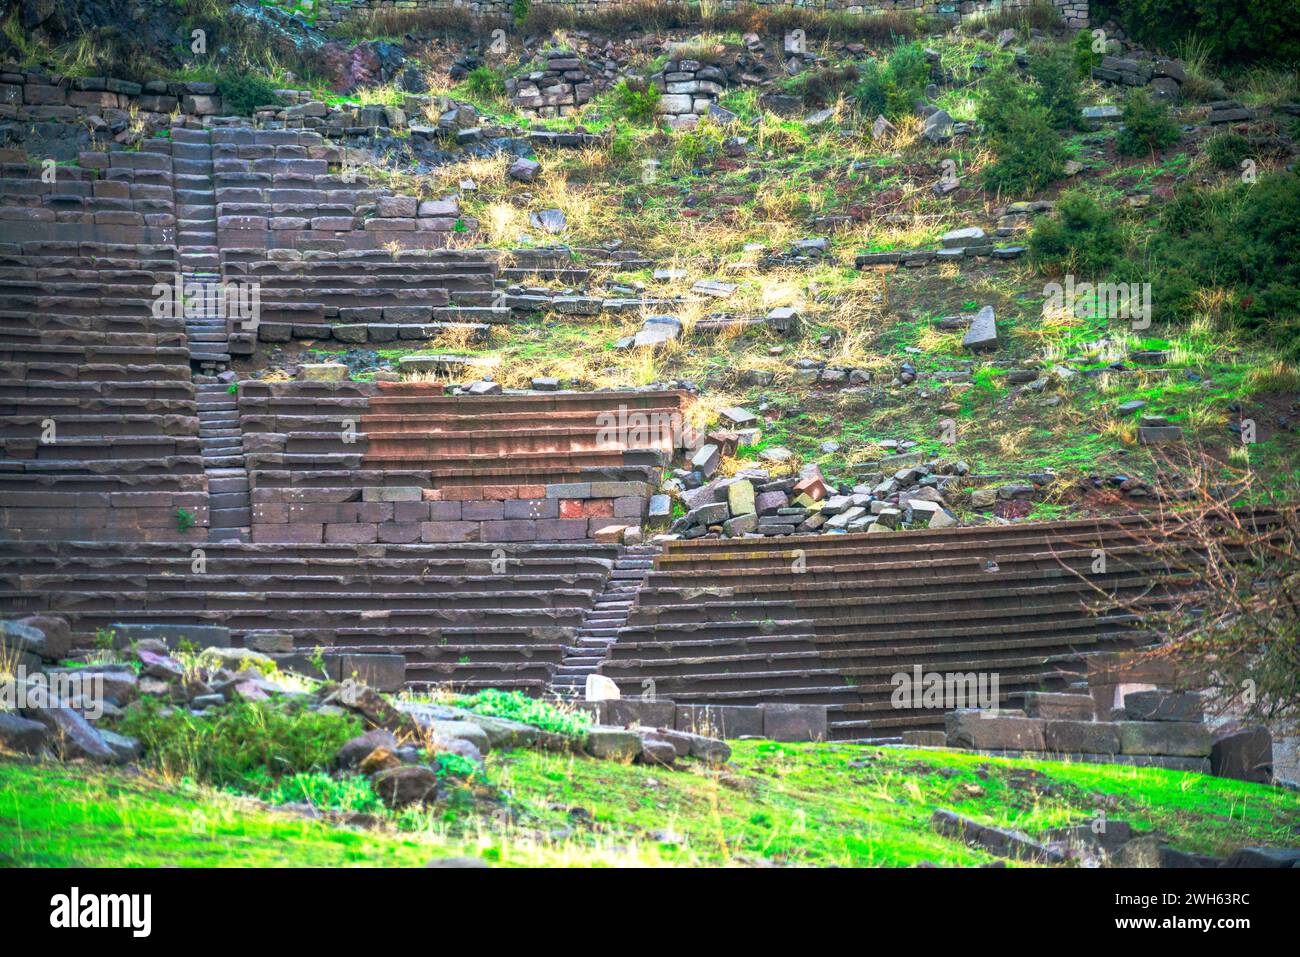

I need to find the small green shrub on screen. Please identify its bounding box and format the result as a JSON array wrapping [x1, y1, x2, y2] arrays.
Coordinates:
[[254, 771, 384, 813], [511, 0, 530, 26], [1204, 131, 1251, 170], [1029, 49, 1083, 130], [612, 77, 661, 123], [1073, 26, 1103, 77], [119, 697, 361, 788], [1116, 88, 1180, 156], [175, 507, 194, 532], [462, 65, 505, 101], [1137, 173, 1300, 356], [1091, 0, 1300, 66], [454, 688, 592, 737], [674, 119, 727, 167], [215, 73, 284, 116], [434, 752, 482, 782], [853, 40, 931, 120], [1029, 188, 1125, 273], [977, 70, 1066, 195]]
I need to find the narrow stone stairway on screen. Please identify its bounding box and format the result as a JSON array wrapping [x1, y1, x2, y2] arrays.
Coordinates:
[[195, 382, 251, 543], [549, 542, 661, 699], [170, 126, 220, 273]]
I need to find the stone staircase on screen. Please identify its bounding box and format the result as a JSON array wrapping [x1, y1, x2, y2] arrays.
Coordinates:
[[196, 382, 250, 542], [549, 542, 661, 699], [170, 127, 220, 273]]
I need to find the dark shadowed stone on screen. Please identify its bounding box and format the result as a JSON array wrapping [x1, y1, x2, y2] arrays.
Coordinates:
[[1222, 847, 1300, 868], [335, 728, 399, 770], [932, 809, 1065, 862], [21, 706, 115, 763], [1123, 690, 1202, 722], [1111, 836, 1219, 868], [371, 765, 440, 808], [1211, 727, 1272, 783], [636, 732, 677, 767], [0, 711, 49, 755]]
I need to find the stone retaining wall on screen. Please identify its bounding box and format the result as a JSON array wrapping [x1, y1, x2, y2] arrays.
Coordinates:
[[313, 0, 1087, 30]]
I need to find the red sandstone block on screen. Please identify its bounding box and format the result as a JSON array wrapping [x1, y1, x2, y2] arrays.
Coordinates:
[[582, 500, 614, 518], [376, 522, 421, 544], [480, 485, 519, 500], [592, 523, 626, 543], [420, 521, 479, 543], [559, 499, 584, 519], [442, 485, 484, 501], [421, 488, 443, 501], [516, 485, 545, 499], [325, 523, 378, 544], [253, 524, 323, 543]]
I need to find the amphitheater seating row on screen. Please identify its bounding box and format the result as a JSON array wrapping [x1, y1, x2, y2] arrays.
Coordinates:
[[597, 516, 1277, 740], [0, 541, 618, 693], [0, 241, 206, 542], [239, 381, 686, 543]]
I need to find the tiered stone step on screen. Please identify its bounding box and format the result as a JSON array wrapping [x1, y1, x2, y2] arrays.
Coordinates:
[[170, 126, 220, 272], [549, 542, 661, 698], [0, 241, 206, 543], [223, 252, 501, 346], [195, 382, 250, 541], [0, 541, 619, 693], [598, 514, 1286, 740], [236, 381, 684, 543], [182, 270, 232, 372]]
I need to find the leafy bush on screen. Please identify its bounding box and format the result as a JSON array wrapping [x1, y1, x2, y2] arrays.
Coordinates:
[[1204, 131, 1251, 169], [461, 65, 505, 101], [1091, 0, 1300, 66], [1029, 49, 1082, 130], [1116, 88, 1180, 156], [453, 688, 592, 737], [1030, 189, 1125, 273], [673, 117, 728, 168], [511, 0, 530, 26], [612, 77, 661, 123], [1136, 173, 1300, 356], [253, 771, 383, 813], [977, 70, 1066, 195], [1073, 26, 1103, 77], [215, 73, 284, 116], [853, 41, 931, 120], [434, 752, 482, 781], [119, 697, 361, 788]]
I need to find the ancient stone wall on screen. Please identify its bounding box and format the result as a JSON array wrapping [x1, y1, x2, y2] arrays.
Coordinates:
[[313, 0, 1088, 31]]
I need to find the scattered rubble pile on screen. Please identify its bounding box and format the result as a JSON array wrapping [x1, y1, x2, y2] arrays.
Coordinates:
[[661, 443, 971, 539], [855, 227, 1025, 268], [0, 615, 731, 810], [904, 651, 1276, 783], [931, 807, 1298, 869]]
